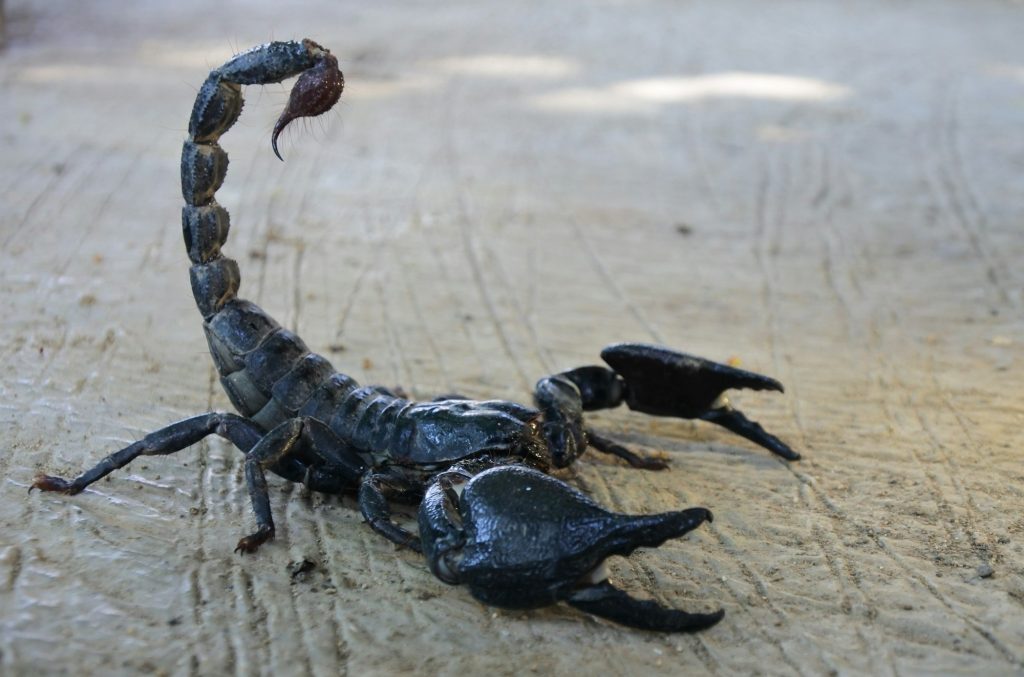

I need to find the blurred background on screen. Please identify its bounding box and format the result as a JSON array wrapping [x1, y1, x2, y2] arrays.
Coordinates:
[[1, 1, 1022, 675]]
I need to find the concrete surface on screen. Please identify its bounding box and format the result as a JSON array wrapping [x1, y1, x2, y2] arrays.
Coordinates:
[[1, 1, 1023, 675]]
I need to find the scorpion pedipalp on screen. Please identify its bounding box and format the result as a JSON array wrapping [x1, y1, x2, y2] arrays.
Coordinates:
[[599, 343, 800, 460], [537, 344, 798, 464], [419, 464, 724, 632]]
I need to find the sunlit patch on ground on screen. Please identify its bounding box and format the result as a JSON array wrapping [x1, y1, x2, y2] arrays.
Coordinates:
[[530, 72, 851, 114]]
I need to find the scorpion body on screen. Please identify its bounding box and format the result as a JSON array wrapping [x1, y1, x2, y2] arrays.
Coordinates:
[[37, 39, 558, 552], [185, 41, 544, 467], [32, 39, 800, 632]]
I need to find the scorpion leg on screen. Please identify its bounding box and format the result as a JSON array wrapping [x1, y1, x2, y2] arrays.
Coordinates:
[[358, 469, 425, 553], [419, 465, 723, 633], [29, 412, 308, 494], [585, 431, 668, 471], [238, 416, 365, 553]]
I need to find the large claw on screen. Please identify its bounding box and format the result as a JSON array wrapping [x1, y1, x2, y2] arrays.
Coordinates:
[[419, 465, 723, 633], [600, 343, 800, 460]]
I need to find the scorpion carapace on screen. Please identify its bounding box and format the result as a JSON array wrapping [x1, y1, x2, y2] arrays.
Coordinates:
[[31, 39, 800, 632]]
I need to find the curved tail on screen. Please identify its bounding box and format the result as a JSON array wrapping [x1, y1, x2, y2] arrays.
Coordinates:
[[181, 39, 344, 319]]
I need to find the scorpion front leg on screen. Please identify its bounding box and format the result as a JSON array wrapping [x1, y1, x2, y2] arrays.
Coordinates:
[[358, 469, 425, 553]]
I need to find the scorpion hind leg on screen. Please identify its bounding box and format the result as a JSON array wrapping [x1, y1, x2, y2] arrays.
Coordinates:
[[599, 343, 800, 461], [30, 413, 268, 495]]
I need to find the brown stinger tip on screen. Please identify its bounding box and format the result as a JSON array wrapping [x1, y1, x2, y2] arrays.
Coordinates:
[[272, 53, 345, 161]]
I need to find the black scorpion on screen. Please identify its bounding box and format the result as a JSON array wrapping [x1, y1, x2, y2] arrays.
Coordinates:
[[30, 40, 799, 632]]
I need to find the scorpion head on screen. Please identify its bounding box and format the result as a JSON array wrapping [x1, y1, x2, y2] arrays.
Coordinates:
[[540, 420, 587, 469], [272, 41, 345, 161]]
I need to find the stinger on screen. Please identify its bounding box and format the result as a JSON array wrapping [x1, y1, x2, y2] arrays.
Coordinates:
[[272, 49, 345, 161]]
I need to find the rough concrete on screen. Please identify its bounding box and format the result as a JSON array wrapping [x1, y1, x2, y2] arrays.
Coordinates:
[[1, 1, 1022, 675]]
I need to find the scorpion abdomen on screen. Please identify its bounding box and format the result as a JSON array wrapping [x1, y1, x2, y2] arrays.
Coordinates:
[[298, 373, 360, 423], [380, 400, 543, 466], [199, 296, 351, 431], [205, 300, 279, 358], [272, 353, 337, 411], [244, 329, 310, 392], [329, 389, 410, 458]]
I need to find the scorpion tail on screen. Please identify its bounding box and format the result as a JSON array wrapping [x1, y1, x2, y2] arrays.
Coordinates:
[[180, 41, 349, 423], [181, 39, 344, 319]]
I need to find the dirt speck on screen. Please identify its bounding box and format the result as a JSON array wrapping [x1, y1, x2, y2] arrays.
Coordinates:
[[288, 558, 317, 582]]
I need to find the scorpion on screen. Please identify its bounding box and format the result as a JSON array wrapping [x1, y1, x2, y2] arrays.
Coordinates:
[[30, 39, 800, 633]]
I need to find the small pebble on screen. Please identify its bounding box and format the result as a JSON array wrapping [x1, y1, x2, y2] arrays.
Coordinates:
[[288, 558, 317, 581], [977, 564, 994, 579]]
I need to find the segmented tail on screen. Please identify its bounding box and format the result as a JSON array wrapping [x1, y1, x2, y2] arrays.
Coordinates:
[[180, 39, 343, 318], [178, 40, 347, 426]]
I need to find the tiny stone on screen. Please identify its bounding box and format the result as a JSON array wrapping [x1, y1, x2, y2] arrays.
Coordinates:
[[288, 558, 317, 580], [977, 564, 994, 579]]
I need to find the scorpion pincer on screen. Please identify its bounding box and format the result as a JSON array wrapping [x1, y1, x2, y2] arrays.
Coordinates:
[[30, 39, 800, 632]]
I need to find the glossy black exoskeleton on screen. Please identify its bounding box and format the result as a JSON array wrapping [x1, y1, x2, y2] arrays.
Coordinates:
[[30, 39, 799, 633]]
